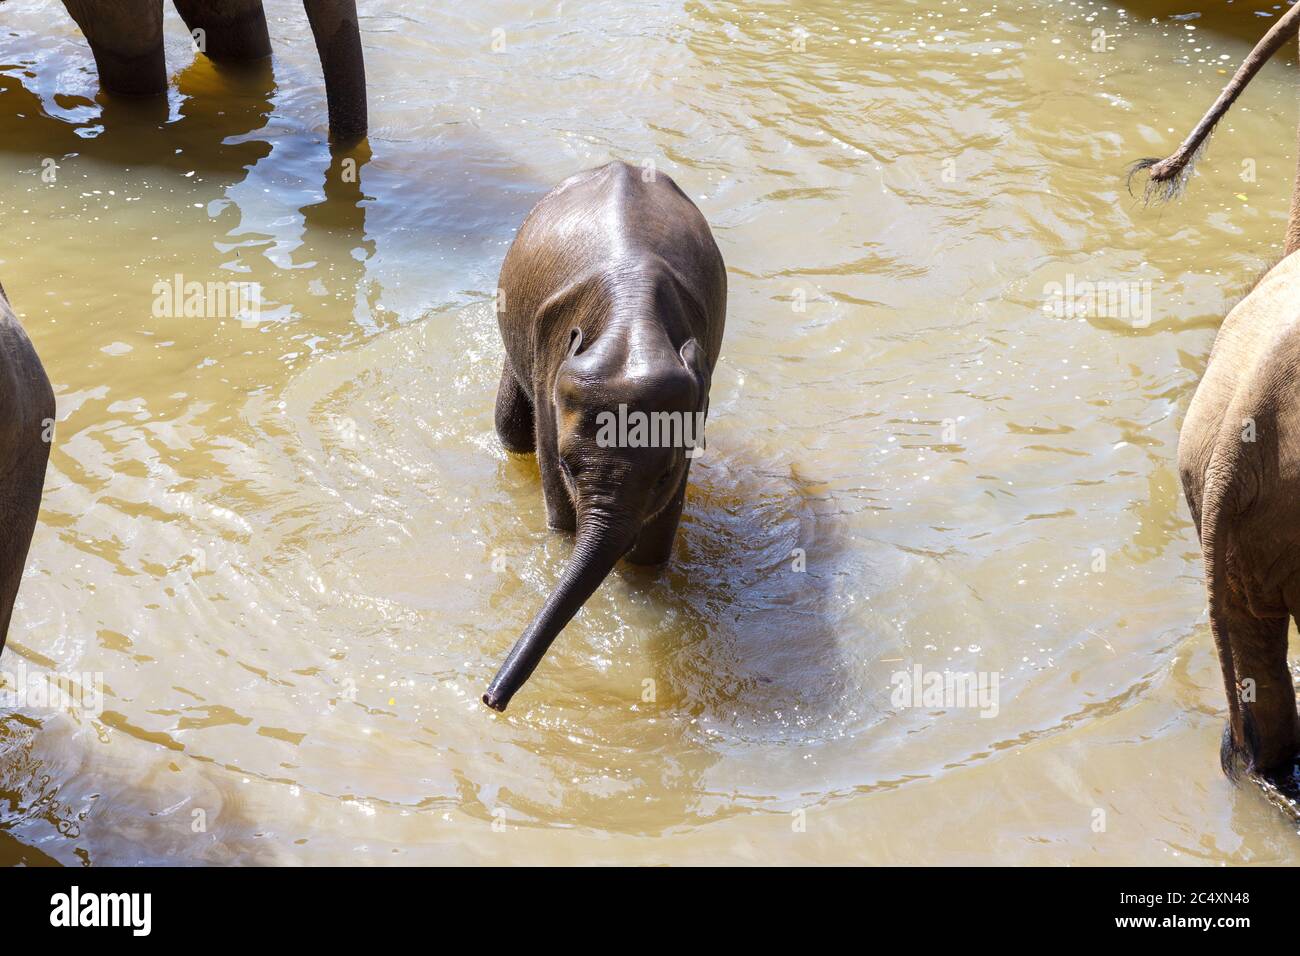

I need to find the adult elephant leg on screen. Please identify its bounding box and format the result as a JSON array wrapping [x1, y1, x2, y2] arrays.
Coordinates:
[[1219, 608, 1297, 775], [172, 0, 272, 61], [303, 0, 368, 144], [61, 0, 167, 97]]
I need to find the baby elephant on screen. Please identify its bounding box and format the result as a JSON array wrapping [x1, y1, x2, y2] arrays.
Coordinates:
[[1133, 2, 1300, 779], [484, 161, 727, 712], [0, 286, 55, 653]]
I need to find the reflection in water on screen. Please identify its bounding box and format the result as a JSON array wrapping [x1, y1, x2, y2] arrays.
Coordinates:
[[0, 53, 275, 176], [0, 0, 1299, 863]]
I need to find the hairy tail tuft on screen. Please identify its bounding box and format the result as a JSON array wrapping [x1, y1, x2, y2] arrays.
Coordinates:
[[1126, 149, 1206, 205]]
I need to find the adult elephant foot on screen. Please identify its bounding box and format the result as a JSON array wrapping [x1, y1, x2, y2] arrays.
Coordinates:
[[173, 0, 273, 62], [59, 0, 367, 143], [61, 0, 167, 97], [1249, 758, 1300, 824]]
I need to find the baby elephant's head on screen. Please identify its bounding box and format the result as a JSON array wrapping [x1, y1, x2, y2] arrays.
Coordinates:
[[482, 328, 710, 712], [555, 328, 709, 531]]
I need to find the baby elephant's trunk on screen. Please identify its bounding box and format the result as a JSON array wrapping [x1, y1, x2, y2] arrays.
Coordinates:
[[483, 518, 634, 712]]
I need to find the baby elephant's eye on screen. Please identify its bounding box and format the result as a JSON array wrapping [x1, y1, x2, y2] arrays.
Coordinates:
[[655, 470, 673, 489]]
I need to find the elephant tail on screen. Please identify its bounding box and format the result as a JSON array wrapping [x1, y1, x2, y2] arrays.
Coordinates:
[[1128, 1, 1300, 203]]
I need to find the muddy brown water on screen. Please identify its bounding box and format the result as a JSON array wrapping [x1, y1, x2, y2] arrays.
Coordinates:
[[1, 0, 1299, 864]]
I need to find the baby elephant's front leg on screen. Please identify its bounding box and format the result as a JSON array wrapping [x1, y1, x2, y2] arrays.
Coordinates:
[[626, 472, 686, 565], [494, 360, 534, 454]]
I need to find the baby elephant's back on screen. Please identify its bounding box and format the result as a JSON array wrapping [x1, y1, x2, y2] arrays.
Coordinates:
[[497, 162, 726, 377]]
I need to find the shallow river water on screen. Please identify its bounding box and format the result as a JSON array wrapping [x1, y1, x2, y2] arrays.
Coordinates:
[[1, 0, 1299, 864]]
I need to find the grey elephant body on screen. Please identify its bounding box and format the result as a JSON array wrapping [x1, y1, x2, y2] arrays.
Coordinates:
[[485, 161, 726, 711], [1179, 253, 1300, 775], [58, 0, 366, 142], [1133, 6, 1300, 778], [0, 287, 54, 652]]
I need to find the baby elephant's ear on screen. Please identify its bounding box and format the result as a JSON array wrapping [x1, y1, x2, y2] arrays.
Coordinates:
[[679, 338, 710, 458], [679, 337, 709, 394]]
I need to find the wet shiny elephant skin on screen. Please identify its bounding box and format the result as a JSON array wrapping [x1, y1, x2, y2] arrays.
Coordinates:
[[484, 161, 726, 712]]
